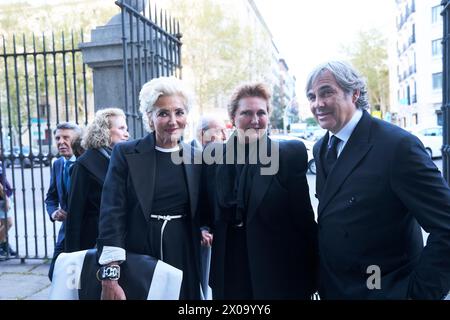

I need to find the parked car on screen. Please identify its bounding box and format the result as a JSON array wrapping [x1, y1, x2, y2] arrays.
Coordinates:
[[288, 123, 308, 139], [2, 146, 50, 168], [288, 125, 326, 142], [269, 134, 316, 174], [407, 126, 443, 159], [307, 127, 327, 141]]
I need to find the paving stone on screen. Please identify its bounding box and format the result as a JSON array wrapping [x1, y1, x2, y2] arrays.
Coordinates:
[[30, 262, 50, 276], [0, 274, 49, 299], [26, 285, 51, 300], [0, 260, 39, 274]]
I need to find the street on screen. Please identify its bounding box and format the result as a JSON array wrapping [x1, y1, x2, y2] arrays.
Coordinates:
[[1, 159, 445, 260], [4, 163, 56, 259]]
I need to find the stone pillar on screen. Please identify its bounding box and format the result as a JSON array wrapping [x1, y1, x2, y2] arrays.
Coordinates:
[[79, 0, 147, 137]]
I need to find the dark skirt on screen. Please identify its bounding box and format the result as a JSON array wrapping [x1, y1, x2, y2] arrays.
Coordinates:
[[147, 213, 200, 300], [223, 225, 253, 299]]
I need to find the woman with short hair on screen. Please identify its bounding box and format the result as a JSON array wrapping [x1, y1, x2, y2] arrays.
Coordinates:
[[202, 82, 318, 299], [97, 76, 204, 300]]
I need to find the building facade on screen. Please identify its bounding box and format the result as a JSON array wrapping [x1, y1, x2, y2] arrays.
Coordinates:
[[390, 0, 443, 128]]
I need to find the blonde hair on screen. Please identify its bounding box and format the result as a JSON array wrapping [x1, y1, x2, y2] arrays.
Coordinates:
[[139, 76, 193, 132], [82, 108, 126, 149]]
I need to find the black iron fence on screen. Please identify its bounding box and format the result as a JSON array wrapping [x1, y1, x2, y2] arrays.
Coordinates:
[[116, 0, 182, 138], [442, 0, 450, 183], [0, 1, 182, 260], [0, 31, 93, 260]]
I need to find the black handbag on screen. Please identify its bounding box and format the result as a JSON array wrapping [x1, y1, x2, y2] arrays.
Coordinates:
[[49, 248, 183, 300]]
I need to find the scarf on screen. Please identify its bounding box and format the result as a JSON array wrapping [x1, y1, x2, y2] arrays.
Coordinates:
[[216, 133, 266, 225]]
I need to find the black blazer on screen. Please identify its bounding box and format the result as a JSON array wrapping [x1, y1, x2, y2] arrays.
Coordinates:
[[313, 111, 450, 300], [45, 157, 68, 246], [65, 149, 110, 253], [202, 135, 318, 299], [97, 134, 203, 279]]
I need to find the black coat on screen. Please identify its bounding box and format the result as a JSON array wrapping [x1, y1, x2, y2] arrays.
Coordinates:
[[313, 111, 450, 299], [65, 149, 110, 253], [202, 136, 318, 299], [96, 134, 203, 281]]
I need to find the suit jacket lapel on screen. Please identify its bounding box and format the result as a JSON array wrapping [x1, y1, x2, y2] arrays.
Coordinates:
[[246, 138, 275, 224], [313, 135, 328, 198], [125, 134, 156, 222], [318, 111, 373, 217], [181, 142, 201, 219]]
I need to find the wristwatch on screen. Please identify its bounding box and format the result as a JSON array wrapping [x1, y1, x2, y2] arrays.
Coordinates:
[[96, 265, 120, 281]]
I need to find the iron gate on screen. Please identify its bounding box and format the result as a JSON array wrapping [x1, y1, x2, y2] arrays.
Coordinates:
[[0, 1, 182, 260], [0, 31, 92, 260], [116, 0, 182, 138]]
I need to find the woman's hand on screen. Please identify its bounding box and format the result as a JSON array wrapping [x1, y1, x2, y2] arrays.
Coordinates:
[[201, 230, 213, 247], [101, 280, 126, 300]]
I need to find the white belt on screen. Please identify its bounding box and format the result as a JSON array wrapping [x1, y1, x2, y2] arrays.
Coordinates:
[[150, 214, 184, 261]]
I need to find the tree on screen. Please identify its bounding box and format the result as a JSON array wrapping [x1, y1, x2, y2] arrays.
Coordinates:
[[305, 117, 318, 126], [166, 0, 272, 114], [270, 83, 283, 129], [0, 1, 118, 144], [342, 28, 390, 115]]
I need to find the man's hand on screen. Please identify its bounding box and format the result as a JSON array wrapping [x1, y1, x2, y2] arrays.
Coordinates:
[[51, 209, 67, 221], [101, 280, 126, 300], [201, 230, 213, 247]]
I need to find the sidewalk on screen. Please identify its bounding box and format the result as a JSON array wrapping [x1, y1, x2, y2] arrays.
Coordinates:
[[0, 259, 51, 300]]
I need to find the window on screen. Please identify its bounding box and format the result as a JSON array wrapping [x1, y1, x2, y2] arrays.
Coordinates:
[[431, 5, 441, 24], [406, 85, 411, 105], [412, 113, 418, 125], [411, 80, 417, 103], [432, 39, 442, 56], [437, 111, 443, 126], [420, 127, 442, 137], [432, 72, 442, 90]]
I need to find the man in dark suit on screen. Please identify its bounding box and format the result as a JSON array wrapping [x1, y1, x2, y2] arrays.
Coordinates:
[[45, 122, 81, 280], [306, 60, 450, 299]]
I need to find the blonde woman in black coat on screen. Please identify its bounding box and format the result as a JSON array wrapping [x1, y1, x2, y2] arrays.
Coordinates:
[[65, 108, 129, 253]]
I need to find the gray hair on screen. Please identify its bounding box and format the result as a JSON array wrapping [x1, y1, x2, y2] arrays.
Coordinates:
[[305, 60, 370, 110], [196, 115, 225, 141], [82, 108, 126, 149], [139, 76, 193, 132], [53, 122, 82, 136]]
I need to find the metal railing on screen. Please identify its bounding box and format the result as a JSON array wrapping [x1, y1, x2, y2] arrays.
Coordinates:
[[0, 31, 92, 260], [0, 1, 182, 260], [116, 0, 182, 138]]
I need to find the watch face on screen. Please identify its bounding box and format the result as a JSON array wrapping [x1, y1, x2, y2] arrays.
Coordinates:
[[103, 266, 119, 278], [97, 265, 120, 281]]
